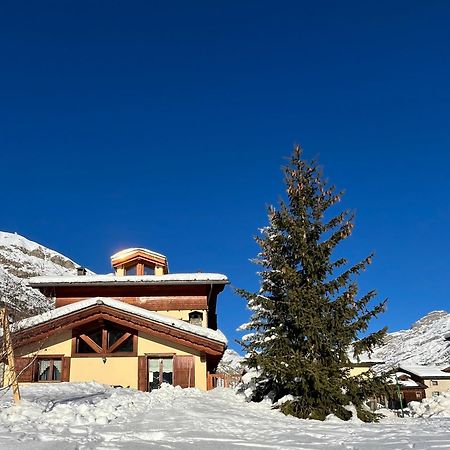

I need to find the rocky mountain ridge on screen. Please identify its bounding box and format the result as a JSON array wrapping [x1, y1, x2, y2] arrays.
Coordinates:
[[0, 231, 91, 317]]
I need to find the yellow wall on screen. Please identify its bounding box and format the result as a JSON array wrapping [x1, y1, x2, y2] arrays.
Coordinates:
[[349, 366, 373, 377], [8, 329, 208, 391], [153, 310, 208, 327], [70, 357, 138, 388], [138, 332, 207, 391], [18, 331, 72, 358], [423, 379, 450, 398]]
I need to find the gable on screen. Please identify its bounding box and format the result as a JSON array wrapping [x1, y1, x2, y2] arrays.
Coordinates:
[[11, 301, 226, 357]]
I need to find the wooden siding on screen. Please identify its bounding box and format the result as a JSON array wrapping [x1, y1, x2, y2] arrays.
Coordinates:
[[173, 355, 195, 388], [55, 296, 207, 311]]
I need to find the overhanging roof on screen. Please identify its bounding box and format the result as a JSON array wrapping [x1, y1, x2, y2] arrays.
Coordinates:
[[9, 297, 227, 356], [28, 273, 229, 288]]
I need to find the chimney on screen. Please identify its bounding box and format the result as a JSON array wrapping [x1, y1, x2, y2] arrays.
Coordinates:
[[77, 267, 87, 276]]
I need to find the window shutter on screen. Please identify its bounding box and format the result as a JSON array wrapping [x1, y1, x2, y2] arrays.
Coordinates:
[[138, 356, 147, 391], [14, 357, 34, 382], [61, 357, 71, 382], [173, 355, 195, 388]]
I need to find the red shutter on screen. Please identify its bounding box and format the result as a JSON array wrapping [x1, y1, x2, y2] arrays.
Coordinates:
[[61, 357, 71, 382], [138, 356, 147, 391], [173, 355, 195, 388], [14, 357, 34, 382]]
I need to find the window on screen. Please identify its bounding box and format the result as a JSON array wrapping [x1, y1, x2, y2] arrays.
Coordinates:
[[144, 265, 155, 275], [74, 321, 136, 356], [125, 265, 137, 276], [148, 357, 173, 391], [415, 391, 422, 399], [432, 391, 440, 397], [432, 380, 438, 386], [36, 358, 62, 382], [188, 311, 203, 326]]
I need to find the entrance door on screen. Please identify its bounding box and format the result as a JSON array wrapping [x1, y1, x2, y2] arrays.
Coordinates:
[[148, 357, 173, 391]]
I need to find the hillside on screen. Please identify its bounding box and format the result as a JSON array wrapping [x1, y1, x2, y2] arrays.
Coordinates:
[[371, 310, 450, 368], [0, 231, 91, 317]]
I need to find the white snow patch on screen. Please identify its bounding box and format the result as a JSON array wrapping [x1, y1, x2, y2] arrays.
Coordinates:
[[0, 382, 449, 449]]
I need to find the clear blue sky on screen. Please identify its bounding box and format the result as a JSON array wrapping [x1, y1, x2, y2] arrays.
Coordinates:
[[1, 1, 449, 352]]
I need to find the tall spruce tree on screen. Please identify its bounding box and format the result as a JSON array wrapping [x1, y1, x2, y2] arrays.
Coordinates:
[[238, 146, 388, 422]]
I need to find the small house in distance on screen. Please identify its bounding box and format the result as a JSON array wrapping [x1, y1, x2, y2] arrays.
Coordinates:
[[395, 365, 450, 399], [5, 248, 229, 391]]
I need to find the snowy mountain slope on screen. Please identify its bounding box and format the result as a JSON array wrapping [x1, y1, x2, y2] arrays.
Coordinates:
[[0, 231, 92, 316], [217, 349, 244, 374], [372, 310, 450, 368]]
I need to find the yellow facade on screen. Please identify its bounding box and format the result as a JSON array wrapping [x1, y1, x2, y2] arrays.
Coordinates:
[[8, 328, 208, 391], [349, 366, 373, 377], [70, 357, 139, 388], [152, 309, 207, 327], [423, 379, 450, 398], [138, 332, 207, 391]]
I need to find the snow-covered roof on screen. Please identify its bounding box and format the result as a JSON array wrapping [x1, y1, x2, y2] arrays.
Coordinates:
[[28, 273, 229, 287], [11, 297, 228, 345], [347, 351, 384, 365], [111, 247, 166, 260], [398, 365, 450, 379], [388, 372, 423, 388]]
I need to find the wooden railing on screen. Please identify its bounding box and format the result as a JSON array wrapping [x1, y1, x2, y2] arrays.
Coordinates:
[[207, 372, 242, 390]]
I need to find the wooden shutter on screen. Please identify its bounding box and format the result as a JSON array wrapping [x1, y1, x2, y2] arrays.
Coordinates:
[[61, 357, 71, 382], [14, 357, 34, 382], [138, 356, 147, 391], [173, 355, 195, 388]]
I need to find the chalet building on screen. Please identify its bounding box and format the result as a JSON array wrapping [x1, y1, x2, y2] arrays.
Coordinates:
[[395, 365, 450, 399], [4, 248, 229, 391], [386, 372, 427, 409]]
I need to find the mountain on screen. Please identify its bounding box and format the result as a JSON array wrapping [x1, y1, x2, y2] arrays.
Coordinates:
[[372, 310, 450, 368], [0, 231, 92, 317], [217, 349, 244, 374]]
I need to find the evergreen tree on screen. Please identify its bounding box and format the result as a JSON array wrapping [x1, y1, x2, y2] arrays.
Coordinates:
[[238, 146, 388, 422]]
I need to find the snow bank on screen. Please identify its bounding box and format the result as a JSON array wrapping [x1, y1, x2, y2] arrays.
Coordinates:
[[0, 383, 450, 448], [409, 390, 450, 418]]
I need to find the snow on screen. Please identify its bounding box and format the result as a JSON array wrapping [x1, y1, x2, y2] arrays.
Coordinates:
[[372, 310, 450, 368], [409, 390, 450, 418], [217, 349, 244, 374], [28, 272, 229, 286], [398, 365, 450, 379], [111, 247, 167, 260], [0, 231, 92, 278], [388, 372, 423, 388], [0, 382, 450, 449], [0, 231, 92, 316], [11, 297, 228, 344]]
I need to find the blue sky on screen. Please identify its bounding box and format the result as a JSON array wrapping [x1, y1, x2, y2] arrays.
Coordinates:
[[1, 1, 449, 352]]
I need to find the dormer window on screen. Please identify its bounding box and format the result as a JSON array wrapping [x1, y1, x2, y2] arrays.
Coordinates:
[[125, 265, 137, 276], [189, 311, 203, 326], [144, 265, 155, 275], [111, 248, 168, 277]]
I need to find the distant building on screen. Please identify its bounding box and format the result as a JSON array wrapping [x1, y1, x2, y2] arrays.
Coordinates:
[[396, 365, 450, 399]]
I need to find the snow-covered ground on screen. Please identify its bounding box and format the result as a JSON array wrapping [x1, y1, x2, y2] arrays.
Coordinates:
[[0, 383, 450, 449]]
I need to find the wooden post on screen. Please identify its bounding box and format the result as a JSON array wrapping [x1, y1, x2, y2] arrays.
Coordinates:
[[1, 308, 21, 404]]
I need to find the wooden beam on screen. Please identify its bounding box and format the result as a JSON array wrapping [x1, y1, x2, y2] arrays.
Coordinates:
[[108, 332, 131, 353]]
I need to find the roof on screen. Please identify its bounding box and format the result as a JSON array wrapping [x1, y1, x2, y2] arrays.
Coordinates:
[[398, 365, 450, 379], [11, 297, 227, 345], [28, 273, 229, 287], [111, 247, 167, 261], [347, 351, 384, 366], [388, 372, 427, 389]]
